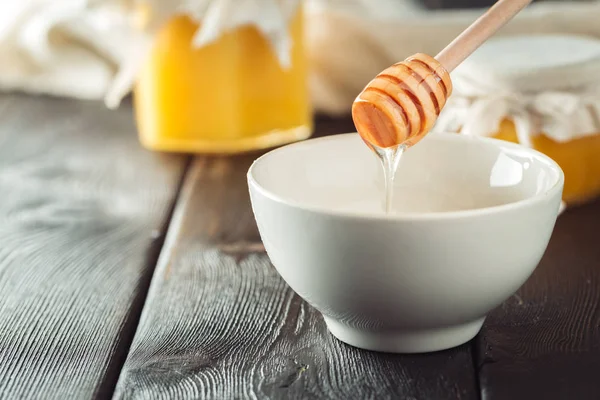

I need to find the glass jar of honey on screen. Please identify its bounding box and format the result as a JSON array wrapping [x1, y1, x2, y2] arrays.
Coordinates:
[[435, 34, 600, 206], [130, 1, 312, 154]]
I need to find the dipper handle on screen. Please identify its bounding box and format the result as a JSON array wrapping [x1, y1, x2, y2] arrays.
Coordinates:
[[435, 0, 533, 72]]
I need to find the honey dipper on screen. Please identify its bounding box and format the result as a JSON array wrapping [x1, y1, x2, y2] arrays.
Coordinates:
[[352, 0, 533, 149]]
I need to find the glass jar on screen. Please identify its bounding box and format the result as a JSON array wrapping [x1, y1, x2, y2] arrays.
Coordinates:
[[133, 4, 312, 154], [435, 34, 600, 206]]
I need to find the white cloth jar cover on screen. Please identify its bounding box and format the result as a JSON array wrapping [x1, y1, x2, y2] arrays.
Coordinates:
[[434, 34, 600, 147], [105, 0, 302, 108]]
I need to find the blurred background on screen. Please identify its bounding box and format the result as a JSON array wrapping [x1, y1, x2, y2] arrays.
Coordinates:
[[1, 0, 600, 204], [2, 0, 599, 113], [2, 3, 600, 398]]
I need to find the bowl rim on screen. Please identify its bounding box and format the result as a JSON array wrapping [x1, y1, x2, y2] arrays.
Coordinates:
[[247, 132, 565, 221]]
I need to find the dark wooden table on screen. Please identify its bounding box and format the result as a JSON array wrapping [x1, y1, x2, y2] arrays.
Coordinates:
[[1, 93, 599, 400]]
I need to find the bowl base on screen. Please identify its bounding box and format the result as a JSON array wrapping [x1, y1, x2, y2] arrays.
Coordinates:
[[324, 317, 485, 354]]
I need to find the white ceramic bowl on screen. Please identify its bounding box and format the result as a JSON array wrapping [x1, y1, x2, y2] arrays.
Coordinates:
[[247, 132, 564, 353]]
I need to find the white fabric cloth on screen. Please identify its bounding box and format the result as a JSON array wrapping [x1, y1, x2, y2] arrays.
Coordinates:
[[0, 1, 137, 100], [435, 87, 600, 146], [1, 0, 600, 112]]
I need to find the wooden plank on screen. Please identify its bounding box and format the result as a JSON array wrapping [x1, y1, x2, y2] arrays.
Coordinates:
[[114, 119, 478, 399], [476, 200, 600, 399], [0, 94, 187, 399]]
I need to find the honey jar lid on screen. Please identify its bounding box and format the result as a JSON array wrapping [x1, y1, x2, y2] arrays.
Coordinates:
[[451, 34, 600, 94]]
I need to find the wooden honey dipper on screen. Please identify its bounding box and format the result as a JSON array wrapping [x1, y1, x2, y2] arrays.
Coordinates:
[[352, 0, 533, 149]]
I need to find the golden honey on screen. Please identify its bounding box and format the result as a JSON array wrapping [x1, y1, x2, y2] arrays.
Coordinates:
[[134, 8, 312, 154], [491, 120, 600, 205]]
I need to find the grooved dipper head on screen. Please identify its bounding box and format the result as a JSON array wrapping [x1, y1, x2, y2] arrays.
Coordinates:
[[352, 53, 453, 149]]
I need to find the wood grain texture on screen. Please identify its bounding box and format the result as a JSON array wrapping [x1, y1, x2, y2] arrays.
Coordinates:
[[0, 94, 187, 399], [476, 199, 600, 400], [114, 135, 478, 399]]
